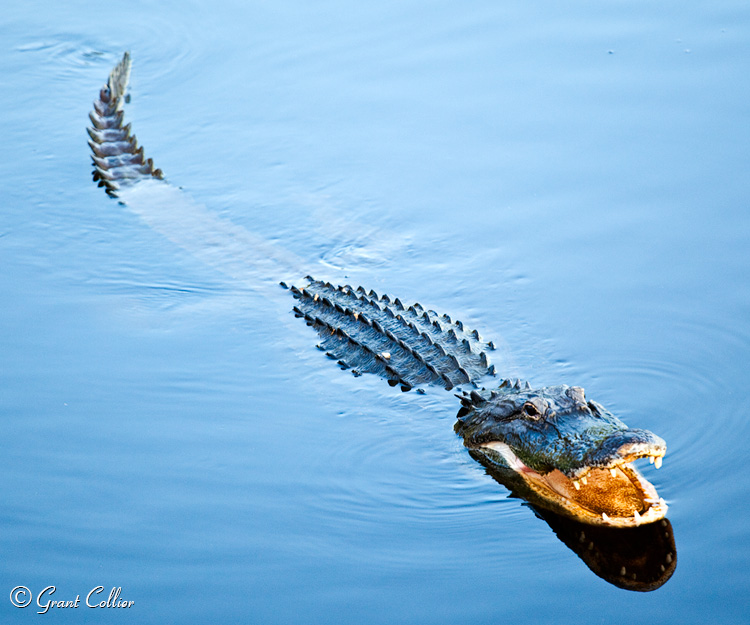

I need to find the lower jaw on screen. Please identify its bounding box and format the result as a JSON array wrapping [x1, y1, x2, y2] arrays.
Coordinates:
[[476, 441, 668, 527]]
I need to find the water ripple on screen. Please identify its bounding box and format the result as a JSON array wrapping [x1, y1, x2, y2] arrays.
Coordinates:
[[578, 316, 750, 499], [13, 2, 209, 86]]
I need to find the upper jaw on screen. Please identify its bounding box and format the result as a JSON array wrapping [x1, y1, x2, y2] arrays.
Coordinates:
[[567, 428, 667, 480]]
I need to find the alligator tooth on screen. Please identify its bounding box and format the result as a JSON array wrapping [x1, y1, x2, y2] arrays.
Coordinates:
[[353, 312, 359, 320], [381, 351, 391, 360], [633, 510, 641, 525], [573, 480, 580, 490], [649, 455, 655, 464], [601, 512, 609, 522], [654, 456, 662, 469], [610, 468, 618, 478], [580, 475, 587, 485], [659, 497, 666, 507], [313, 293, 319, 302]]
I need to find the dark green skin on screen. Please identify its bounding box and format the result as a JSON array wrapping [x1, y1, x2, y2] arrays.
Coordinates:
[[455, 381, 666, 480]]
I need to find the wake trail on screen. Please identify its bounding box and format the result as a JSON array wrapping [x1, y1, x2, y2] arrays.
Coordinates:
[[88, 51, 328, 297], [119, 180, 308, 292]]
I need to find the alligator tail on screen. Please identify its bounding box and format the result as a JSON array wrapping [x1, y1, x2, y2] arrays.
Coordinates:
[[88, 52, 164, 197]]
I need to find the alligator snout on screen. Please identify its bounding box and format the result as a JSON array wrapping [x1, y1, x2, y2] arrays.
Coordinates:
[[583, 429, 667, 475]]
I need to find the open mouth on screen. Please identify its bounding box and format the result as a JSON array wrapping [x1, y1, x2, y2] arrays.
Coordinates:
[[477, 440, 667, 527]]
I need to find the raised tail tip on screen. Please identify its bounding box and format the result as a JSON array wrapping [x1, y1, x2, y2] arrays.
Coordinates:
[[89, 52, 164, 197], [108, 51, 132, 103]]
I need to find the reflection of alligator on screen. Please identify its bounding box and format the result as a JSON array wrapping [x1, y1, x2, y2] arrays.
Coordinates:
[[536, 506, 676, 592], [87, 54, 670, 532]]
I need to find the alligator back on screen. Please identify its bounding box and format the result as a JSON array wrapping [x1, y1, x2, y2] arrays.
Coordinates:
[[289, 277, 497, 391]]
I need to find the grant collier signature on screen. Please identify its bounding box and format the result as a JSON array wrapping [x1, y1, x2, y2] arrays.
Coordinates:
[[10, 586, 134, 614]]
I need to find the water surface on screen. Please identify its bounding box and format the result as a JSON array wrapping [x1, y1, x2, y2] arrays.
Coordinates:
[[2, 1, 749, 623]]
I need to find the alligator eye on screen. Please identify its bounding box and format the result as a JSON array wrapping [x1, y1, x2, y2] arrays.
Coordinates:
[[522, 402, 541, 419]]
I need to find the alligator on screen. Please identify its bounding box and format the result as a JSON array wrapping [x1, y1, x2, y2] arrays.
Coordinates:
[[87, 53, 669, 530]]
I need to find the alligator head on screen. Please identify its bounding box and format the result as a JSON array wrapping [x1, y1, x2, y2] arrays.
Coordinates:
[[456, 380, 667, 527]]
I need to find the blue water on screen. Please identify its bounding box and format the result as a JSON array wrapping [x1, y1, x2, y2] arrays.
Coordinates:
[[2, 1, 749, 623]]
